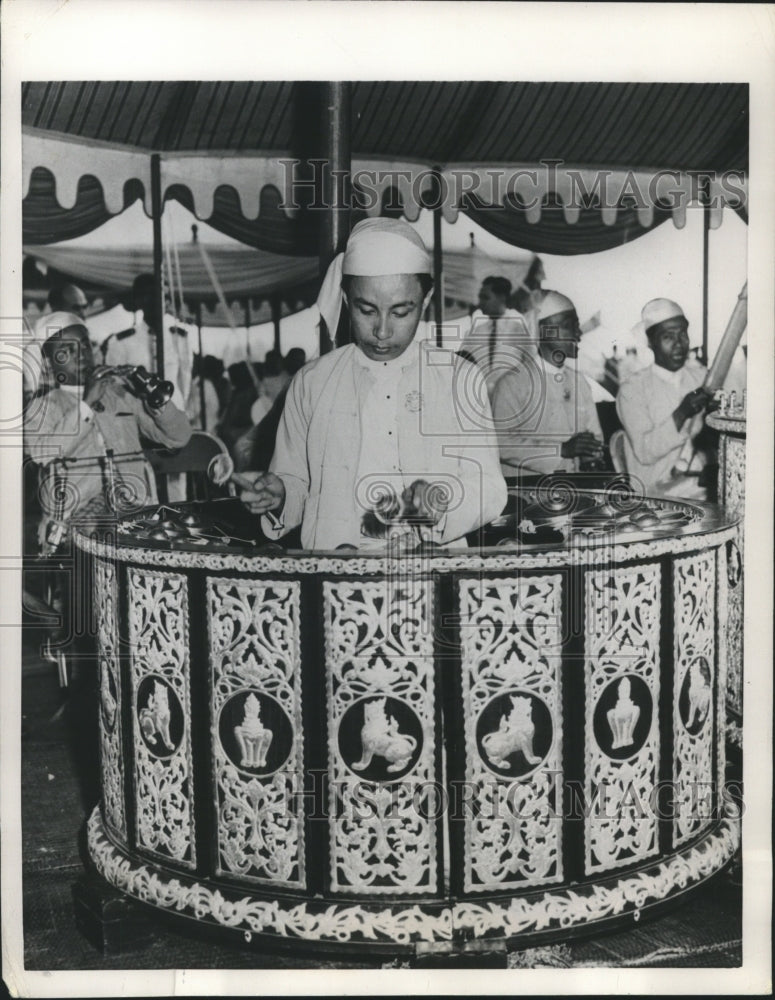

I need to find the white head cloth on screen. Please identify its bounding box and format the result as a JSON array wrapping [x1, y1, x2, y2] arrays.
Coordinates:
[[316, 218, 431, 336], [641, 298, 685, 333], [34, 310, 86, 343], [537, 290, 576, 322]]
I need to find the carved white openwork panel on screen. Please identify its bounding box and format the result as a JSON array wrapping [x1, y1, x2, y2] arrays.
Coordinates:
[[128, 568, 195, 867], [673, 552, 716, 846], [721, 435, 746, 516], [725, 528, 744, 717], [716, 547, 728, 785], [324, 578, 436, 895], [721, 435, 745, 717], [207, 577, 305, 888], [584, 564, 660, 874], [94, 556, 126, 840], [458, 575, 563, 891]]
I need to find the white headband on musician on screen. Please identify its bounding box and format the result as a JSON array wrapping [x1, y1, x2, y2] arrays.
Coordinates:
[[641, 298, 685, 333], [34, 311, 87, 343], [316, 218, 431, 336]]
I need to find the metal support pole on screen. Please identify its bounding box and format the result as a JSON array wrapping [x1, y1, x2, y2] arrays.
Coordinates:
[[318, 82, 352, 354], [432, 167, 444, 347], [701, 179, 710, 366], [196, 301, 205, 430], [150, 154, 165, 377], [244, 298, 253, 367], [271, 296, 282, 355]]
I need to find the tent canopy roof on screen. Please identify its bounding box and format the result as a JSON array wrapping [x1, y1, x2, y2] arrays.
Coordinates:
[[23, 81, 748, 172], [23, 235, 533, 325], [22, 82, 748, 254]]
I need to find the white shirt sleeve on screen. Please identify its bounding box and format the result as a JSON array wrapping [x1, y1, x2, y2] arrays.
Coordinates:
[[617, 374, 685, 466], [261, 372, 311, 539]]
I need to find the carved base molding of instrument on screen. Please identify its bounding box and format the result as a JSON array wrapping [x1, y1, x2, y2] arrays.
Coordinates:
[[87, 807, 740, 950]]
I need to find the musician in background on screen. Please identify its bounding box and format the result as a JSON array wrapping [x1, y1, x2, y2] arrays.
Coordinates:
[[25, 284, 92, 405], [457, 276, 528, 395], [491, 290, 604, 476], [24, 314, 191, 549], [616, 299, 716, 499], [102, 274, 194, 408]]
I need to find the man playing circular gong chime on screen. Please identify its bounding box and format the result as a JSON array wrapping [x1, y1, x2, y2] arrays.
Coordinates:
[[490, 290, 604, 476], [234, 218, 507, 550], [616, 298, 717, 499]]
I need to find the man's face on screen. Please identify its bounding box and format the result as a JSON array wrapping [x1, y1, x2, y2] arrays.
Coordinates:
[[537, 309, 581, 365], [345, 274, 431, 362], [648, 317, 690, 372], [47, 327, 94, 386], [478, 283, 507, 318]]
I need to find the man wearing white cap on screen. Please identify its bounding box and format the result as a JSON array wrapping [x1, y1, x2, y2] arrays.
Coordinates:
[[490, 290, 604, 476], [25, 285, 94, 404], [24, 313, 191, 549], [617, 299, 715, 498], [234, 218, 507, 550]]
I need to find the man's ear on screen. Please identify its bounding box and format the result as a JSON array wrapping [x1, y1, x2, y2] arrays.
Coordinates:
[[422, 286, 434, 315]]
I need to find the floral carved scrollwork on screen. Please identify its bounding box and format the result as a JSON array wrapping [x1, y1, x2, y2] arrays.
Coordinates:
[[324, 579, 436, 895], [94, 556, 125, 840], [720, 435, 745, 718], [128, 568, 195, 867], [207, 578, 304, 888], [77, 520, 738, 578], [721, 435, 746, 517], [458, 576, 563, 891], [715, 547, 728, 784], [724, 531, 743, 718], [452, 814, 740, 940], [673, 552, 716, 846], [585, 564, 661, 873], [87, 805, 739, 946]]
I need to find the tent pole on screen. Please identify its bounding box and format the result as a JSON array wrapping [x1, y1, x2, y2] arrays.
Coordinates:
[[319, 82, 351, 355], [196, 301, 205, 430], [150, 153, 165, 378], [701, 182, 710, 366], [271, 295, 282, 355], [433, 166, 444, 347]]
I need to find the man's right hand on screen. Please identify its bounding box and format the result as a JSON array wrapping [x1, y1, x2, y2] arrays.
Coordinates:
[[561, 431, 603, 460], [231, 471, 286, 515], [674, 386, 714, 429]]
